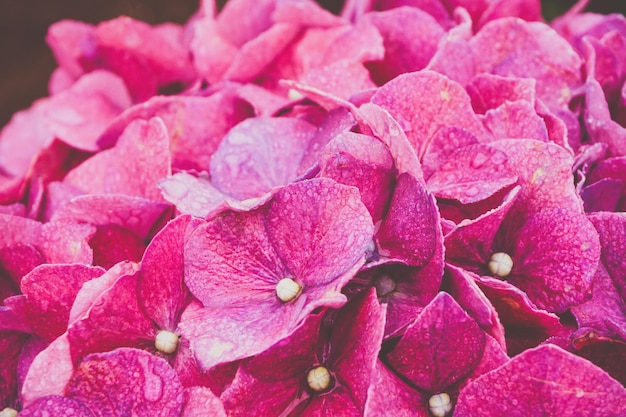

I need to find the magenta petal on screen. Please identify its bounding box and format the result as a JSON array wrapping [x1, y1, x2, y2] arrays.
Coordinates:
[[377, 173, 440, 266], [364, 7, 445, 84], [67, 273, 155, 362], [138, 215, 200, 331], [474, 275, 568, 355], [467, 73, 537, 114], [356, 102, 423, 179], [220, 312, 323, 416], [46, 20, 94, 78], [223, 23, 300, 82], [210, 117, 317, 199], [370, 71, 492, 156], [571, 263, 626, 341], [365, 360, 427, 416], [91, 17, 196, 101], [588, 212, 626, 300], [469, 18, 582, 112], [488, 139, 581, 216], [97, 90, 252, 170], [21, 264, 104, 342], [388, 292, 486, 392], [455, 345, 626, 416], [184, 209, 286, 307], [43, 71, 132, 151], [510, 208, 600, 312], [183, 386, 226, 417], [445, 186, 520, 271], [319, 132, 396, 222], [159, 171, 273, 219], [299, 60, 376, 101], [66, 348, 184, 417], [51, 194, 172, 242], [178, 299, 329, 370], [444, 264, 506, 349], [22, 334, 74, 407], [329, 289, 386, 413], [481, 100, 548, 141], [20, 395, 95, 417], [64, 117, 171, 201], [426, 143, 517, 204], [265, 178, 373, 286], [188, 16, 237, 83], [421, 127, 479, 180]]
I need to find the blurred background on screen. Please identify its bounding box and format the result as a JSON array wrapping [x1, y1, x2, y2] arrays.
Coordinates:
[[1, 0, 625, 127]]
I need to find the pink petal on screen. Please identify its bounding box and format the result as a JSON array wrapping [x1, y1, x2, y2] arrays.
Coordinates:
[[370, 71, 492, 157], [455, 345, 626, 416], [64, 117, 171, 201], [66, 348, 184, 417]]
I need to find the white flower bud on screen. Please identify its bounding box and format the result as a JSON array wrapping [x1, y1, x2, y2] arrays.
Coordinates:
[[488, 252, 513, 277], [155, 329, 179, 354], [276, 278, 302, 302], [0, 408, 18, 417], [428, 392, 452, 417], [307, 366, 332, 392]]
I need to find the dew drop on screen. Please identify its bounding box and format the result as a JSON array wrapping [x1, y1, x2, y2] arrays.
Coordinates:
[[490, 150, 507, 165], [470, 152, 489, 169], [464, 186, 480, 197]]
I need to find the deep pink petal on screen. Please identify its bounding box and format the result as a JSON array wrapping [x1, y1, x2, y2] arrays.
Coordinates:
[[138, 215, 200, 330], [266, 179, 373, 286], [21, 264, 104, 342], [66, 348, 184, 417], [183, 386, 227, 417], [455, 345, 626, 416], [64, 117, 171, 201], [388, 292, 486, 392], [210, 117, 317, 199], [510, 208, 600, 312]]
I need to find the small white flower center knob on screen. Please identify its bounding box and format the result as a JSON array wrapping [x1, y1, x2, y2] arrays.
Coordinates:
[[428, 392, 452, 417], [0, 408, 18, 417], [155, 329, 180, 354], [374, 274, 396, 298], [488, 252, 513, 277], [307, 366, 332, 392], [276, 278, 302, 302]]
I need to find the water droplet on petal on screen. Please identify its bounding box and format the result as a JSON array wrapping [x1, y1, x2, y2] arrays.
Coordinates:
[[464, 186, 480, 197], [471, 152, 489, 169], [490, 150, 507, 165]]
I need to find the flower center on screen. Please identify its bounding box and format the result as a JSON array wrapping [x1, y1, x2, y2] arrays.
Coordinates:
[[428, 393, 452, 417], [0, 408, 18, 417], [276, 278, 302, 302], [374, 274, 396, 298], [155, 329, 180, 354], [307, 365, 333, 393], [488, 252, 513, 277]]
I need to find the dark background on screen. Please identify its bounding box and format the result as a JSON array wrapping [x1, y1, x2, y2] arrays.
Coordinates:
[[1, 0, 625, 127]]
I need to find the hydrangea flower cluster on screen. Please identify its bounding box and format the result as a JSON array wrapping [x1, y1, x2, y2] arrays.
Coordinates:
[[2, 0, 626, 415]]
